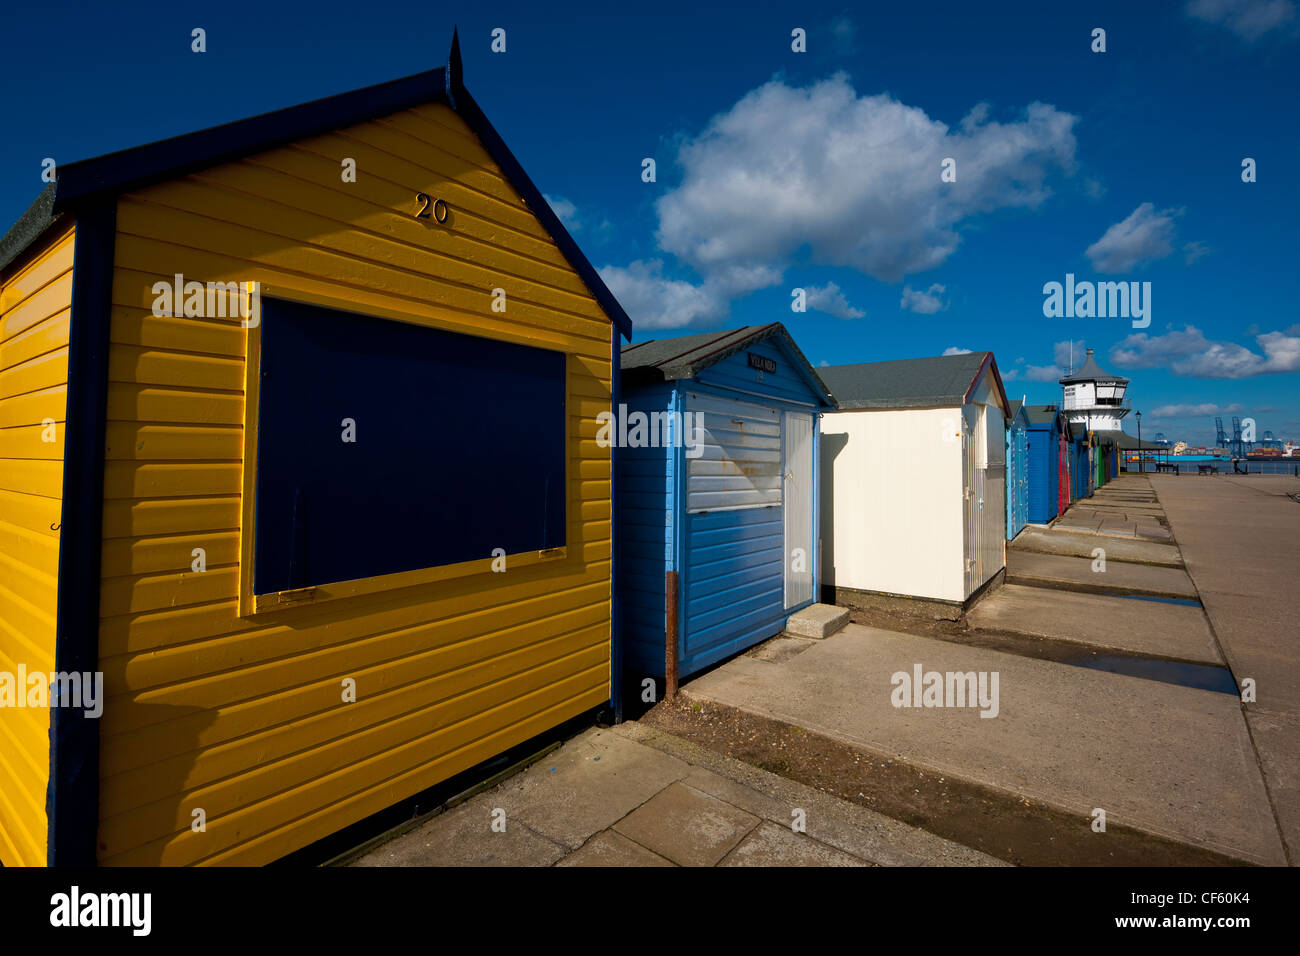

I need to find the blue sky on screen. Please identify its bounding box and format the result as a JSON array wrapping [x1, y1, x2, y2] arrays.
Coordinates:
[[4, 0, 1297, 445]]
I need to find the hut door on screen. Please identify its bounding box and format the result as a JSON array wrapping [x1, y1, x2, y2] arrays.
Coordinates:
[[783, 411, 814, 608]]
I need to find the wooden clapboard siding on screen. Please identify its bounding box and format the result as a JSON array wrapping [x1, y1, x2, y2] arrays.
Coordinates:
[[97, 103, 614, 865], [0, 222, 75, 867]]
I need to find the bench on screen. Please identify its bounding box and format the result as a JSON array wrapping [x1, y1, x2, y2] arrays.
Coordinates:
[[1155, 462, 1179, 474], [1197, 464, 1216, 474]]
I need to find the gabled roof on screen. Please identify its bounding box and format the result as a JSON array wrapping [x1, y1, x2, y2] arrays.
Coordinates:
[[1059, 348, 1128, 384], [820, 351, 1007, 411], [620, 323, 835, 406], [0, 31, 632, 340]]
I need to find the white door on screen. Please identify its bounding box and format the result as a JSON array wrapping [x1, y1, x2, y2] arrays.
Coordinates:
[[962, 405, 983, 598], [783, 411, 814, 608]]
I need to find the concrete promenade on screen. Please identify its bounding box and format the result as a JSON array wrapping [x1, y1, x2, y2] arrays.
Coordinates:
[[1152, 473, 1300, 861]]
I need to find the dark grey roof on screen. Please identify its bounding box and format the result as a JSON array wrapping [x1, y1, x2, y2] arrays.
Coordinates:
[[0, 185, 58, 274], [1023, 404, 1062, 426], [1059, 348, 1128, 384], [620, 323, 834, 406], [1007, 399, 1024, 419], [819, 352, 998, 410]]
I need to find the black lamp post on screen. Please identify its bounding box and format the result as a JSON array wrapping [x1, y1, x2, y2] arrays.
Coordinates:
[[1136, 411, 1142, 474]]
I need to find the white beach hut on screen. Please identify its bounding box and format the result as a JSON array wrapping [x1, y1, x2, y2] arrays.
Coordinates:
[[819, 352, 1011, 614]]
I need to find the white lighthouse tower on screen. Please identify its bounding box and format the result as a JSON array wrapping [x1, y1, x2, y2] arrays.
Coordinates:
[[1059, 348, 1129, 433]]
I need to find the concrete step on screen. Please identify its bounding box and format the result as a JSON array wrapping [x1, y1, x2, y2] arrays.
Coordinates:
[[1011, 526, 1183, 566], [679, 624, 1284, 865], [787, 602, 850, 639], [1006, 550, 1198, 599], [967, 583, 1220, 665]]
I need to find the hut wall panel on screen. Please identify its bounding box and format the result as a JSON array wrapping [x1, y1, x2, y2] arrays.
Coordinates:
[[614, 382, 675, 680], [693, 337, 816, 408], [97, 104, 613, 866], [0, 222, 75, 866], [820, 407, 965, 602]]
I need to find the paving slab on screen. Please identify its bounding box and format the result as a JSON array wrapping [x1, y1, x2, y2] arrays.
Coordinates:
[[719, 821, 869, 866], [555, 830, 675, 867], [486, 725, 691, 849], [1011, 526, 1183, 566], [1242, 707, 1300, 862], [351, 797, 567, 867], [1006, 550, 1198, 599], [968, 583, 1219, 664], [612, 782, 759, 865], [617, 723, 1004, 866], [683, 624, 1285, 865]]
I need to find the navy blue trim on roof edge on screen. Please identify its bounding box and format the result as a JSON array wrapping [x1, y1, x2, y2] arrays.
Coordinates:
[[3, 36, 631, 340], [51, 68, 450, 210], [47, 197, 116, 866], [446, 76, 633, 340]]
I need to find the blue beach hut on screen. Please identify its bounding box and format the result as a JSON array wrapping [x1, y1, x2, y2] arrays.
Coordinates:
[[1005, 400, 1030, 540], [1025, 405, 1066, 523], [615, 324, 836, 687]]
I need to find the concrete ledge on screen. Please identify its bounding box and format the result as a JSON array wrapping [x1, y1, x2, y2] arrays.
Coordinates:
[[786, 603, 850, 638], [825, 569, 1005, 623]]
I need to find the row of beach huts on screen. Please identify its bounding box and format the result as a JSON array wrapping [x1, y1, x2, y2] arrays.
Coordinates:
[[0, 54, 1122, 866]]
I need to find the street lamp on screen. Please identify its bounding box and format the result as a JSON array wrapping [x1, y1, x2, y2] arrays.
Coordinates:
[[1136, 410, 1142, 474]]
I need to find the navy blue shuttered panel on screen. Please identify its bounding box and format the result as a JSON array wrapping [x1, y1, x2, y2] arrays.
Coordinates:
[[254, 298, 566, 593]]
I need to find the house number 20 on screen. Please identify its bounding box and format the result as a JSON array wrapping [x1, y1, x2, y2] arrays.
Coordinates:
[[414, 193, 449, 223]]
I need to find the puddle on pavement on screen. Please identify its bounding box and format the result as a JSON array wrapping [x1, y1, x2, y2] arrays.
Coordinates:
[[1113, 593, 1202, 608]]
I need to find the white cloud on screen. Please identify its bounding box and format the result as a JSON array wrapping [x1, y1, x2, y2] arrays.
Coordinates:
[[598, 259, 730, 329], [614, 74, 1077, 329], [942, 346, 972, 355], [1186, 0, 1296, 40], [1183, 240, 1210, 264], [805, 281, 866, 319], [1111, 325, 1300, 378], [901, 283, 948, 314], [1149, 402, 1244, 417], [1021, 364, 1065, 382], [1085, 203, 1185, 273], [543, 194, 580, 231]]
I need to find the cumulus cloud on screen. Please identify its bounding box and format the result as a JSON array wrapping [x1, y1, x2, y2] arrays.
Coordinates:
[[1006, 340, 1083, 382], [901, 283, 948, 314], [608, 73, 1078, 329], [1021, 365, 1064, 382], [805, 281, 866, 318], [1110, 325, 1300, 378], [1149, 402, 1244, 417], [942, 346, 972, 355], [599, 259, 730, 329], [1085, 203, 1187, 272], [1186, 0, 1296, 40]]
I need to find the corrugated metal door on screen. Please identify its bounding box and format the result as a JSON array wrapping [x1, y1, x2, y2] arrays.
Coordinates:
[[681, 391, 786, 670], [783, 411, 814, 608]]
